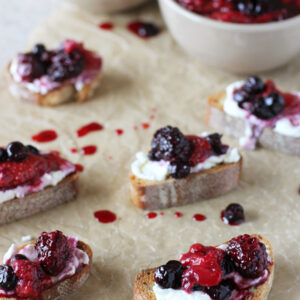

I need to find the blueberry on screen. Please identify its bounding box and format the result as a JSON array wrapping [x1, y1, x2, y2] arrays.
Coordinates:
[[168, 160, 190, 179], [244, 76, 265, 94], [154, 260, 184, 289], [0, 148, 8, 163], [6, 142, 28, 162], [233, 89, 253, 107], [26, 145, 39, 155], [206, 134, 228, 155], [223, 203, 245, 225], [138, 23, 160, 38], [32, 44, 46, 57], [10, 254, 28, 263], [0, 265, 18, 291], [251, 92, 285, 120]]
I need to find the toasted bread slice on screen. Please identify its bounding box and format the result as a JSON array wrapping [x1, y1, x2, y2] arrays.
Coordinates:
[[0, 172, 78, 225], [0, 240, 92, 300], [134, 234, 274, 300], [130, 158, 242, 210], [7, 62, 101, 107], [206, 91, 300, 156]]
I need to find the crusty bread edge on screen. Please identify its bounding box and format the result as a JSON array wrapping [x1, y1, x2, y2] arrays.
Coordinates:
[[6, 62, 102, 107], [0, 240, 92, 300], [134, 234, 274, 300]]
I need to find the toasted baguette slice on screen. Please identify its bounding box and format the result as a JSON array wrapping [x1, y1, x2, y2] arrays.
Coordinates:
[[134, 234, 274, 300], [0, 172, 78, 225], [0, 240, 92, 300], [206, 91, 300, 156], [7, 62, 101, 107], [130, 158, 242, 210]]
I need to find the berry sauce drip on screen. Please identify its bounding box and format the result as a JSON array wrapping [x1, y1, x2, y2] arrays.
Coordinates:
[[174, 211, 183, 218], [177, 0, 300, 24], [77, 122, 103, 137], [99, 22, 114, 30], [146, 212, 157, 219], [115, 129, 124, 135], [94, 210, 117, 223], [81, 145, 97, 155], [75, 164, 84, 172], [70, 148, 77, 153], [127, 21, 160, 38], [141, 123, 150, 129], [31, 130, 58, 143], [221, 203, 245, 226], [193, 214, 207, 222]]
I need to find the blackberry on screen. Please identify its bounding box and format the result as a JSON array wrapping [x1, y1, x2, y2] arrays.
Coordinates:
[[206, 134, 228, 155], [0, 265, 18, 291]]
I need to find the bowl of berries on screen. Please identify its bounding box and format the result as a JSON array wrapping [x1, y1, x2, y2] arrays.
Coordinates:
[[158, 0, 300, 73], [66, 0, 151, 13]]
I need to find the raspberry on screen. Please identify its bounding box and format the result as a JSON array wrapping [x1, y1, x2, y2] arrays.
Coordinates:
[[35, 231, 71, 276], [226, 234, 268, 278], [186, 136, 211, 167]]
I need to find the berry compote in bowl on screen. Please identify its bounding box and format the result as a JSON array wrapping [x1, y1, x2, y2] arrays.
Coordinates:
[[65, 0, 151, 13], [158, 0, 300, 73]]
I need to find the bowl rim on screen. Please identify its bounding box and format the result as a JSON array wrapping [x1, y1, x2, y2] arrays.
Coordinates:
[[160, 0, 300, 31]]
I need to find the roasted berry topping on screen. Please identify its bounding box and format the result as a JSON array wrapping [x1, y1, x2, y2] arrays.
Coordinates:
[[186, 136, 211, 167], [149, 126, 191, 163], [251, 92, 285, 120], [6, 142, 28, 162], [154, 260, 184, 289], [35, 231, 71, 276], [206, 133, 229, 155], [192, 279, 235, 300], [226, 234, 268, 278], [220, 254, 235, 276], [0, 265, 18, 291], [10, 254, 28, 263], [168, 161, 191, 179], [221, 203, 245, 225], [180, 244, 224, 292]]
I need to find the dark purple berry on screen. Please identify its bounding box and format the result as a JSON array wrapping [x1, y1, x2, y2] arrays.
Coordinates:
[[6, 142, 28, 162], [154, 260, 184, 289], [0, 148, 8, 163], [18, 53, 46, 82], [251, 92, 285, 120], [235, 0, 274, 16], [206, 133, 228, 155], [226, 234, 268, 278], [148, 126, 191, 163], [138, 23, 160, 37], [220, 254, 235, 276], [244, 76, 265, 94], [26, 145, 39, 156], [32, 44, 46, 57], [0, 265, 18, 291], [168, 160, 190, 179], [233, 88, 253, 108], [222, 203, 245, 225], [35, 231, 71, 276], [10, 254, 28, 263]]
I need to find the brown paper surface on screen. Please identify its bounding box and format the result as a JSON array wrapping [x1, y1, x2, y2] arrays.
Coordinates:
[[0, 2, 300, 299]]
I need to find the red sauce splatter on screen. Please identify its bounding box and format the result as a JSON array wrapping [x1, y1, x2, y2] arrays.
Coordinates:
[[77, 122, 103, 137], [99, 22, 114, 30], [81, 145, 97, 155], [31, 130, 57, 143], [141, 123, 150, 129], [147, 212, 157, 219], [175, 212, 183, 218], [94, 210, 117, 223], [160, 212, 165, 216], [70, 148, 77, 153], [115, 129, 124, 135], [193, 214, 207, 222], [75, 164, 84, 172]]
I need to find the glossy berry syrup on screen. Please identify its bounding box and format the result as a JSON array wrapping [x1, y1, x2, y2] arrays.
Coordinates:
[[31, 130, 57, 143], [94, 210, 117, 223], [127, 21, 160, 38], [81, 145, 97, 155], [146, 212, 157, 219], [174, 212, 183, 218], [99, 22, 114, 30], [77, 122, 103, 137], [141, 123, 150, 129], [193, 214, 207, 222], [115, 129, 124, 135]]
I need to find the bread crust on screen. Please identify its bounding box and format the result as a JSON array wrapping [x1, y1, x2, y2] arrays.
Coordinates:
[[0, 172, 78, 225], [206, 91, 300, 156], [7, 62, 101, 107], [130, 158, 242, 210], [134, 235, 274, 300], [0, 240, 92, 300]]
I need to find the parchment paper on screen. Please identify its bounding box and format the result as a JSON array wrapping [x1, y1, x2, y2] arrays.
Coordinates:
[[0, 2, 300, 299]]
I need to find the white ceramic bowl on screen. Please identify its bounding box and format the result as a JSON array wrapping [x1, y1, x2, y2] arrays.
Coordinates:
[[158, 0, 300, 73], [66, 0, 150, 14]]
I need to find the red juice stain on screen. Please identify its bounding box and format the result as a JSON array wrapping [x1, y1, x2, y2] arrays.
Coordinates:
[[70, 148, 77, 153], [193, 214, 207, 222], [99, 22, 114, 30], [77, 122, 103, 137], [150, 115, 155, 120], [94, 210, 117, 223], [115, 129, 124, 135], [31, 130, 57, 143], [133, 125, 138, 131], [147, 212, 157, 219], [127, 21, 160, 39], [81, 145, 97, 155], [141, 123, 150, 129], [160, 212, 164, 216], [75, 164, 84, 172], [175, 212, 183, 218]]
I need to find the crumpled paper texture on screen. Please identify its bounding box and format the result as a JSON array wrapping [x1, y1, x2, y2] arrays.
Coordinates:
[[0, 2, 300, 299]]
